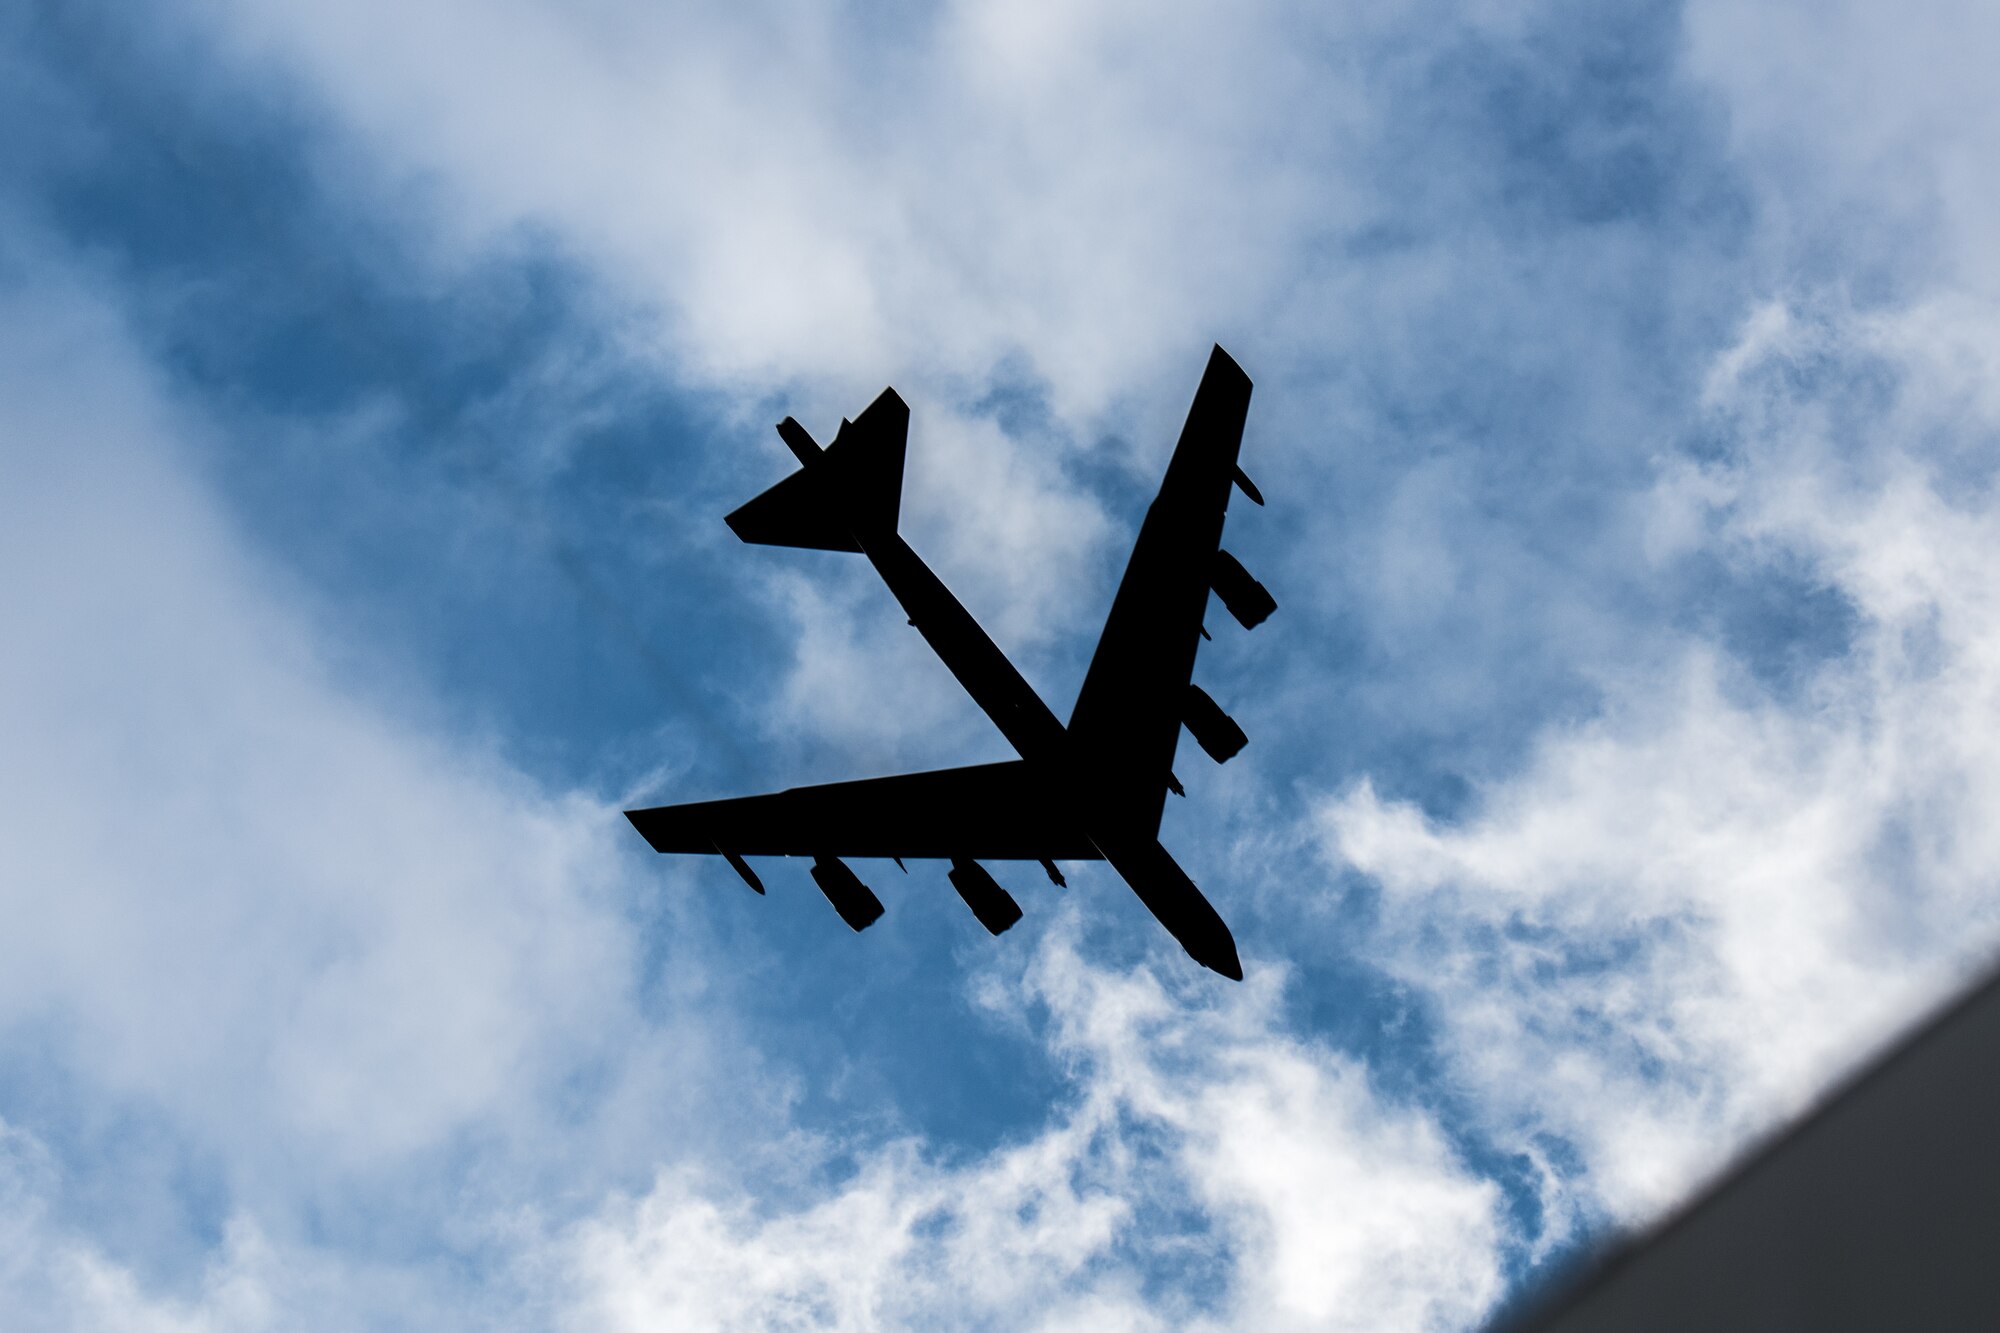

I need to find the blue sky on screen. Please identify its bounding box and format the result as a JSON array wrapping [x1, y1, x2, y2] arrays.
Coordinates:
[[6, 0, 2000, 1327]]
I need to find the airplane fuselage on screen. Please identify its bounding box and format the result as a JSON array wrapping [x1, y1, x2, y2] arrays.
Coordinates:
[[854, 527, 1243, 981], [859, 531, 1070, 768]]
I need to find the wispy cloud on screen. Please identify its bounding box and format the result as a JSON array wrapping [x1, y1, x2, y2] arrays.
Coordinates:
[[0, 242, 791, 1321], [1321, 291, 2000, 1221], [560, 929, 1503, 1333]]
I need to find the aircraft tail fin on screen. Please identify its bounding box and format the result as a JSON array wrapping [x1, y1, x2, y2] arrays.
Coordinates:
[[726, 388, 909, 552]]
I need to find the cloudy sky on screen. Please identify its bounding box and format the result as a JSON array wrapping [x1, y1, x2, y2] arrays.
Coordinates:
[[6, 1, 2000, 1328]]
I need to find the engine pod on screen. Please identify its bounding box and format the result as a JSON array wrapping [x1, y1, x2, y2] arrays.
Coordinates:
[[1211, 550, 1276, 629], [948, 858, 1024, 936], [1184, 684, 1248, 763], [810, 856, 885, 931]]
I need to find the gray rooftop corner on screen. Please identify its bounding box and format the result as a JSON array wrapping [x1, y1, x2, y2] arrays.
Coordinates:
[[1490, 958, 2000, 1333]]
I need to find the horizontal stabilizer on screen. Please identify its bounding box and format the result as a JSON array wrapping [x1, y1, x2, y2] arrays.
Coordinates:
[[725, 466, 860, 551], [725, 388, 910, 551]]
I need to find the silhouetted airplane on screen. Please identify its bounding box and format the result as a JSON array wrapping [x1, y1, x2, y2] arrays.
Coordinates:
[[626, 345, 1273, 979]]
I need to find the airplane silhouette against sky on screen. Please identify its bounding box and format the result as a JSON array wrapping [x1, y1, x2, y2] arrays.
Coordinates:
[[627, 346, 1273, 979]]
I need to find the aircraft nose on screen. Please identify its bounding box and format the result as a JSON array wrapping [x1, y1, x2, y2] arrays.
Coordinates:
[[1206, 940, 1244, 982]]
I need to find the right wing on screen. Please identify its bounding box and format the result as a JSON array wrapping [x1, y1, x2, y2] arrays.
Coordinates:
[[1067, 346, 1254, 836], [624, 759, 1101, 861]]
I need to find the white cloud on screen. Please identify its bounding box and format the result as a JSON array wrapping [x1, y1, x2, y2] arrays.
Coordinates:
[[0, 266, 625, 1159], [1686, 0, 2000, 295], [177, 0, 1399, 748], [189, 0, 1375, 406], [0, 1121, 550, 1333], [0, 1175, 285, 1333], [0, 241, 792, 1322], [1320, 293, 2000, 1221], [559, 930, 1503, 1333]]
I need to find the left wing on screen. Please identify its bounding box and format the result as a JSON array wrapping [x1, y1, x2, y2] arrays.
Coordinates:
[[1066, 345, 1257, 836], [625, 759, 1101, 861]]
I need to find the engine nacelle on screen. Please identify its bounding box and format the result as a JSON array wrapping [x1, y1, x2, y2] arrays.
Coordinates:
[[810, 856, 885, 932], [1184, 684, 1248, 763], [948, 858, 1024, 936], [1211, 550, 1276, 629]]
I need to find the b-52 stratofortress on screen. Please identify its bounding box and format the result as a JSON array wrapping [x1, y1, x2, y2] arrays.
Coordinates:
[[626, 346, 1274, 979]]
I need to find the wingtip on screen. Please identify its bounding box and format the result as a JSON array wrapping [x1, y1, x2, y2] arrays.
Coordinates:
[[1203, 343, 1252, 396], [622, 807, 664, 852]]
